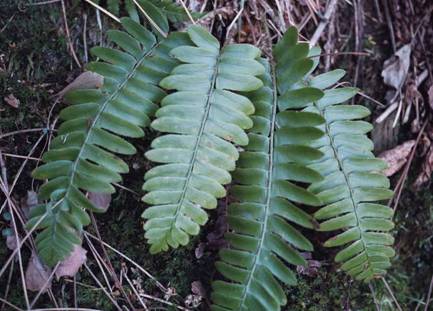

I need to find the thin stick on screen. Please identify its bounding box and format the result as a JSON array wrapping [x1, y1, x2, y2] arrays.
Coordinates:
[[84, 231, 166, 292], [390, 122, 426, 212], [381, 0, 396, 53], [139, 293, 191, 311], [0, 298, 23, 311], [84, 235, 114, 293], [83, 13, 88, 64], [87, 216, 137, 309], [29, 263, 60, 308], [0, 208, 50, 279], [310, 51, 371, 58], [309, 0, 338, 47], [0, 128, 46, 139], [424, 274, 433, 311], [83, 0, 121, 23], [358, 91, 386, 107], [178, 0, 196, 24], [0, 154, 30, 310], [123, 271, 149, 310], [381, 277, 403, 311], [27, 0, 61, 5], [225, 6, 244, 41], [132, 0, 168, 38], [60, 0, 82, 68], [1, 153, 41, 161], [1, 258, 14, 310], [368, 283, 381, 311], [32, 309, 102, 311], [84, 263, 122, 311]]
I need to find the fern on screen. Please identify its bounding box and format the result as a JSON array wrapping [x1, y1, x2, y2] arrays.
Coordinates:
[[29, 18, 191, 266], [142, 25, 265, 253], [211, 28, 326, 311], [305, 71, 395, 281]]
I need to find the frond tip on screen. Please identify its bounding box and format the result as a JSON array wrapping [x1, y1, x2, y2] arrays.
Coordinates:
[[142, 25, 265, 254]]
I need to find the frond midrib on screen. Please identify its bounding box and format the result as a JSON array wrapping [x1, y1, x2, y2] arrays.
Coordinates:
[[315, 102, 373, 271], [56, 43, 159, 212], [166, 51, 222, 236]]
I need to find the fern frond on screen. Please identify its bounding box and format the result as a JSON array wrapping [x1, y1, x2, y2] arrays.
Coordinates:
[[305, 64, 395, 281], [29, 18, 192, 266], [211, 28, 325, 311], [142, 26, 265, 253]]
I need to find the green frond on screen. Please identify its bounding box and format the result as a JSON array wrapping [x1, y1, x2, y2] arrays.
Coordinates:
[[142, 25, 265, 253], [304, 61, 395, 281], [211, 28, 325, 311], [29, 18, 192, 266]]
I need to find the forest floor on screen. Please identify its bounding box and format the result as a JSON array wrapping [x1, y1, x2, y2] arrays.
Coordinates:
[[1, 0, 433, 310]]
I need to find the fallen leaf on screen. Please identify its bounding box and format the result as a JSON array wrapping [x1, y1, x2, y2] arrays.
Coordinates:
[[25, 251, 52, 293], [21, 190, 38, 220], [194, 242, 205, 259], [88, 192, 112, 212], [4, 94, 19, 108], [191, 280, 206, 298], [296, 253, 321, 277], [379, 140, 416, 176], [56, 71, 103, 99], [413, 146, 433, 189], [6, 234, 18, 251], [382, 44, 411, 91], [55, 245, 87, 279]]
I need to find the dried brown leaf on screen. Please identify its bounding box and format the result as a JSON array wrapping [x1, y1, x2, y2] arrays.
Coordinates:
[[296, 253, 321, 277], [382, 44, 411, 91], [21, 190, 38, 220], [88, 192, 111, 212], [25, 251, 52, 293], [4, 94, 19, 108], [194, 242, 205, 259], [6, 234, 18, 251], [55, 245, 87, 279], [185, 281, 205, 308], [379, 140, 416, 176], [56, 71, 103, 99], [191, 280, 206, 298], [413, 146, 433, 189]]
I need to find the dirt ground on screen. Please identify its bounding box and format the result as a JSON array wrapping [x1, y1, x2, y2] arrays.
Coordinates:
[[1, 0, 433, 310]]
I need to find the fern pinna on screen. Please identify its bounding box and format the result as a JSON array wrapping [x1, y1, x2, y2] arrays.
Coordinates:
[[29, 18, 191, 266], [211, 28, 326, 311], [306, 72, 395, 281], [142, 26, 265, 253]]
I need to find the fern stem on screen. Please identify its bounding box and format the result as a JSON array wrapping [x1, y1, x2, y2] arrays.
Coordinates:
[[83, 0, 121, 23], [132, 0, 168, 38]]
